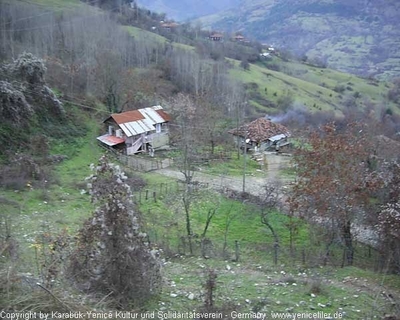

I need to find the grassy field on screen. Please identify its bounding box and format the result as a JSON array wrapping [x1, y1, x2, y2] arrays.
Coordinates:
[[1, 120, 400, 317], [17, 0, 84, 9], [159, 256, 400, 319], [124, 26, 169, 44], [0, 117, 100, 269], [123, 26, 195, 52], [202, 155, 263, 177], [229, 56, 397, 116]]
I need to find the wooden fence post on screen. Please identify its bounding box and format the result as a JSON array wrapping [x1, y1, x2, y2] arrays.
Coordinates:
[[273, 242, 279, 266], [234, 240, 240, 262], [153, 191, 157, 202], [145, 189, 149, 200]]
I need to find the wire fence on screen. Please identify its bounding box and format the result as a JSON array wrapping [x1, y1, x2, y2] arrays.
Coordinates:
[[119, 153, 173, 172], [133, 180, 209, 204], [99, 143, 174, 172]]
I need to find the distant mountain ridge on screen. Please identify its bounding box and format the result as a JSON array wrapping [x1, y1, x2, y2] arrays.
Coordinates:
[[200, 0, 400, 79], [135, 0, 239, 21], [139, 0, 400, 79]]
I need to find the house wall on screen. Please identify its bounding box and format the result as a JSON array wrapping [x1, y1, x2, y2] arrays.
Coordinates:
[[102, 118, 170, 154], [125, 135, 141, 145], [232, 136, 257, 152], [260, 141, 270, 151], [146, 132, 169, 149], [125, 131, 169, 153], [105, 119, 118, 135]]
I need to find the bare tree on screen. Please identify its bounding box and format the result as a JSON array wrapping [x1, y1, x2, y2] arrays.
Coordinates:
[[259, 183, 282, 265], [376, 161, 400, 273], [222, 204, 237, 257], [169, 94, 200, 254], [288, 123, 379, 266]]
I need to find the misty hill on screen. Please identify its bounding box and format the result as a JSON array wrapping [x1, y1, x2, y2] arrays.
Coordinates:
[[135, 0, 239, 21], [2, 0, 399, 120], [152, 0, 400, 80]]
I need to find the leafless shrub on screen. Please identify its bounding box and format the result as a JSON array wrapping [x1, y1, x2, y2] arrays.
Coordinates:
[[32, 228, 72, 288], [0, 80, 32, 124], [197, 269, 237, 320], [0, 153, 52, 190], [306, 278, 324, 295], [0, 266, 95, 313], [0, 199, 19, 262], [281, 275, 296, 285], [3, 52, 65, 117], [124, 171, 147, 191]]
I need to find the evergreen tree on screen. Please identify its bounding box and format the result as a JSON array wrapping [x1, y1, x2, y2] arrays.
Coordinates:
[[69, 156, 162, 308]]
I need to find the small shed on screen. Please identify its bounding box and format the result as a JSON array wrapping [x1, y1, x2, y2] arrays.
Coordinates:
[[228, 118, 290, 152]]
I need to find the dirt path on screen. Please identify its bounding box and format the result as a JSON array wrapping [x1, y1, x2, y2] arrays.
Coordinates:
[[156, 168, 263, 195], [155, 155, 292, 196], [154, 158, 381, 247]]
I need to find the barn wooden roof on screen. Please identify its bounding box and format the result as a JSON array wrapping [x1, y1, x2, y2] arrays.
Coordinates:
[[228, 118, 290, 143]]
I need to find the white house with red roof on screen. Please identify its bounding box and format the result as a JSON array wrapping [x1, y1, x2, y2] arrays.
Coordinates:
[[97, 105, 171, 155]]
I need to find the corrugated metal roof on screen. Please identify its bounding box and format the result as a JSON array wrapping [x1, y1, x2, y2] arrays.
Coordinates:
[[119, 123, 135, 136], [106, 106, 171, 137], [97, 134, 125, 146], [119, 119, 155, 137], [111, 110, 144, 124], [139, 107, 165, 125], [268, 134, 287, 142], [120, 122, 143, 137], [156, 109, 172, 122]]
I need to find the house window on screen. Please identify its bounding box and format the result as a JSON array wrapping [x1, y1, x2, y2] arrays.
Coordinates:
[[108, 125, 114, 135], [156, 123, 161, 133], [116, 129, 122, 138]]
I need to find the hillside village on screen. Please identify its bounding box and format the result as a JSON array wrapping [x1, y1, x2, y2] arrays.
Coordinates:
[[0, 0, 400, 318]]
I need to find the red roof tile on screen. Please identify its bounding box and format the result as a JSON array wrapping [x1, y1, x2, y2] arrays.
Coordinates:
[[229, 118, 290, 143]]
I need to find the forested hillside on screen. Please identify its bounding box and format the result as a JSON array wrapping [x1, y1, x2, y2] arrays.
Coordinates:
[[1, 0, 400, 316], [191, 0, 400, 79], [135, 0, 239, 21]]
